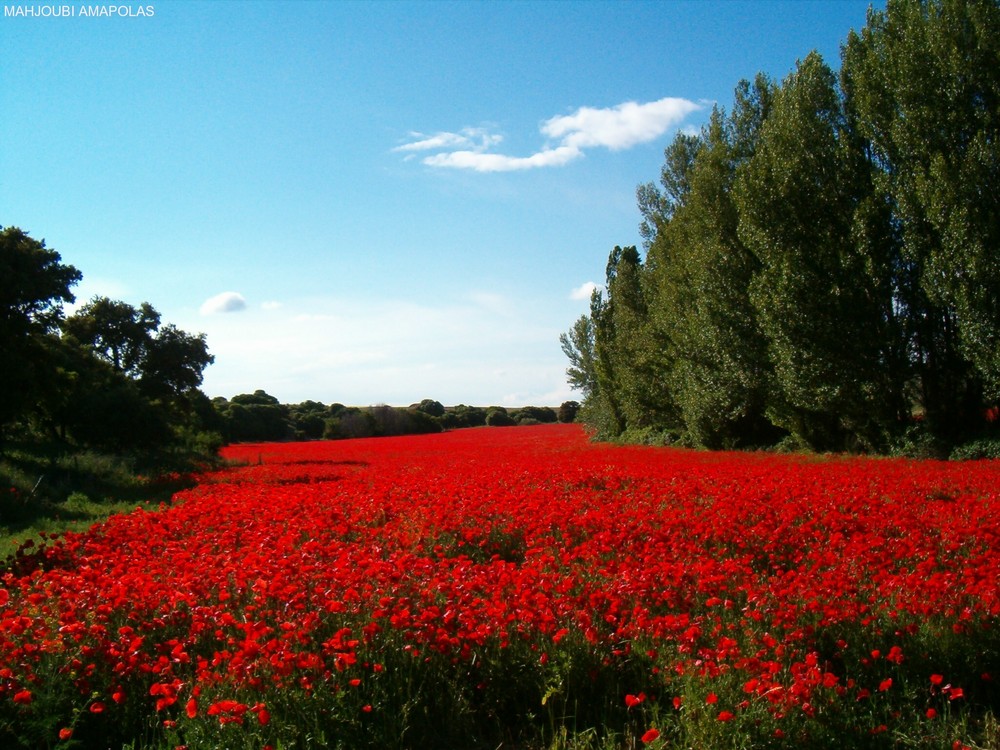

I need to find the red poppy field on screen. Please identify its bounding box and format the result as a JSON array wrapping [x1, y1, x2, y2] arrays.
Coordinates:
[[2, 424, 999, 749]]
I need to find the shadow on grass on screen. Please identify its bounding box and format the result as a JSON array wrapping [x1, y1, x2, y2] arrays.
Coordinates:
[[0, 438, 206, 561]]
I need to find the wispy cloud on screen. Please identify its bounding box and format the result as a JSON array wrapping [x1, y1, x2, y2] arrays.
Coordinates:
[[570, 281, 599, 301], [393, 127, 503, 159], [423, 145, 581, 172], [200, 291, 247, 315], [397, 96, 703, 172]]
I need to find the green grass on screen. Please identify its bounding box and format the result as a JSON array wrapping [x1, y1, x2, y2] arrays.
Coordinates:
[[0, 437, 203, 561]]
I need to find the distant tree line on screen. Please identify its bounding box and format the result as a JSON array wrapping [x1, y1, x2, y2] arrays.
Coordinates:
[[562, 0, 1000, 457], [1, 225, 583, 460], [0, 226, 219, 455], [211, 393, 580, 443]]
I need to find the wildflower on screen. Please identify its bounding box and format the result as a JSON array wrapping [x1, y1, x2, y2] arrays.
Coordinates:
[[59, 728, 73, 741], [641, 728, 660, 743], [625, 693, 646, 708], [717, 710, 735, 722]]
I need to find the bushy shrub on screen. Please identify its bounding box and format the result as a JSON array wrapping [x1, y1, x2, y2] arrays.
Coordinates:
[[513, 406, 558, 424], [414, 399, 445, 418], [950, 438, 1000, 461], [486, 407, 516, 427], [448, 405, 487, 428], [558, 401, 580, 423]]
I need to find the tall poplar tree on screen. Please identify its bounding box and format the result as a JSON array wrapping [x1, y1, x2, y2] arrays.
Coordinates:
[[843, 0, 1000, 441], [736, 52, 904, 451], [650, 77, 778, 448]]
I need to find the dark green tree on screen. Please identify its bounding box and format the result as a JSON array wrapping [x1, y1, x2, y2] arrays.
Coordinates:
[[220, 394, 291, 442], [485, 406, 516, 427], [414, 399, 446, 418], [63, 297, 213, 401], [606, 246, 671, 432], [842, 0, 1000, 442], [139, 324, 213, 400], [557, 401, 580, 423], [62, 297, 160, 377], [736, 52, 905, 451], [645, 76, 778, 449], [0, 227, 81, 436], [231, 390, 280, 406], [63, 298, 215, 447], [637, 133, 703, 247]]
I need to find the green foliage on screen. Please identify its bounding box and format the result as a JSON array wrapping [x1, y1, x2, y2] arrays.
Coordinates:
[[513, 406, 558, 425], [737, 51, 906, 452], [648, 78, 779, 450], [559, 315, 598, 400], [0, 227, 81, 436], [414, 398, 446, 418], [0, 439, 199, 559], [0, 227, 219, 474], [230, 389, 280, 406], [949, 437, 1000, 461], [558, 401, 580, 423], [215, 395, 292, 442], [62, 297, 160, 376], [443, 404, 488, 429], [565, 0, 1000, 456], [842, 0, 1000, 441], [486, 407, 516, 427]]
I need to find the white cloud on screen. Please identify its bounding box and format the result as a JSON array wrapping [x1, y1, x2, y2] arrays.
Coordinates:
[[570, 281, 599, 301], [393, 127, 503, 154], [541, 97, 702, 151], [397, 96, 703, 172], [200, 291, 247, 315], [423, 145, 582, 172]]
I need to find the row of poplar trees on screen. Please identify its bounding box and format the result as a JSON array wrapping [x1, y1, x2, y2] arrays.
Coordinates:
[[562, 0, 1000, 454]]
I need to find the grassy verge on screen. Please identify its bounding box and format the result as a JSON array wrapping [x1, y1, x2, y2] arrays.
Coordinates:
[[0, 438, 205, 560]]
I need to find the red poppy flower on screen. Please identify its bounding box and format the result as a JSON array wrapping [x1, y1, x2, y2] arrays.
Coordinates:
[[625, 692, 645, 708]]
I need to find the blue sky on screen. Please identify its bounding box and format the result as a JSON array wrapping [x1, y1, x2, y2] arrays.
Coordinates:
[[2, 0, 883, 406]]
